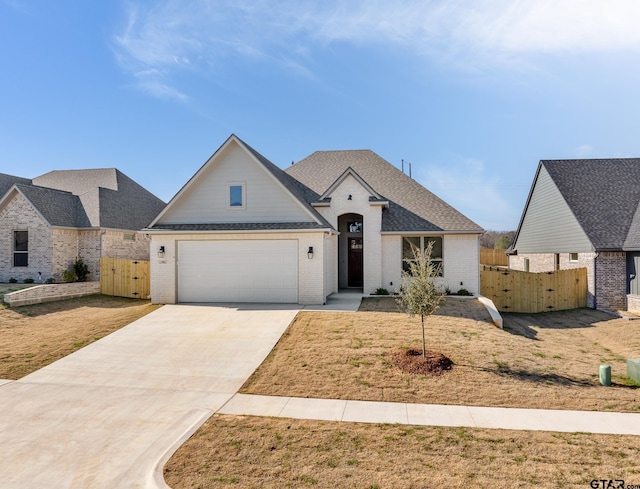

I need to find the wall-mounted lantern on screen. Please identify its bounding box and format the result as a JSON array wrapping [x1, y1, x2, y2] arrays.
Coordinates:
[[307, 246, 314, 259], [348, 194, 352, 200], [158, 245, 165, 258]]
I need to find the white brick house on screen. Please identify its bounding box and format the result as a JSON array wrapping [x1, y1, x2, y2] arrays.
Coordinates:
[[0, 169, 165, 283], [146, 135, 483, 305], [509, 158, 640, 312]]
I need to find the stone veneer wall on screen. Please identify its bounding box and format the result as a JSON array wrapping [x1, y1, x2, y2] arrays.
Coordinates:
[[3, 282, 101, 307], [595, 252, 627, 311]]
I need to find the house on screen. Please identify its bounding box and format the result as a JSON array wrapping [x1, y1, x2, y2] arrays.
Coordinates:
[[0, 169, 166, 283], [509, 158, 640, 312], [146, 135, 483, 305]]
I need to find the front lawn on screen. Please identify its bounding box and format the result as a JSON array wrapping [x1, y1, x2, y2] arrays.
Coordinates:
[[166, 297, 640, 488], [0, 294, 161, 379], [240, 297, 640, 412]]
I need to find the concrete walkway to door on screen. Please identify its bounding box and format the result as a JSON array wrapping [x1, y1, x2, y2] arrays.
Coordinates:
[[0, 304, 299, 489]]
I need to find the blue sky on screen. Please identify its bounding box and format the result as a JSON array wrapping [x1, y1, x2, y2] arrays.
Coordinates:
[[2, 1, 640, 230]]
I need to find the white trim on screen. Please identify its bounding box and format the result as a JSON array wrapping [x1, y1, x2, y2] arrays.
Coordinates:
[[143, 228, 335, 235], [381, 231, 483, 236]]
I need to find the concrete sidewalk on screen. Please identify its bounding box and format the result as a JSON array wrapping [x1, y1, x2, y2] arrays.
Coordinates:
[[219, 393, 640, 436]]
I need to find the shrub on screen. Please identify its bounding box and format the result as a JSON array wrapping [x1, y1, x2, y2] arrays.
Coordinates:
[[9, 277, 17, 283], [23, 278, 34, 284], [73, 256, 90, 282], [374, 287, 389, 295], [45, 277, 55, 284], [456, 288, 472, 296], [62, 268, 77, 283]]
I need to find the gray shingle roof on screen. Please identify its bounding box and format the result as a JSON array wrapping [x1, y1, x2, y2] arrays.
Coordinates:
[[541, 158, 640, 250], [2, 169, 165, 231], [286, 150, 483, 233], [15, 184, 90, 227], [0, 173, 32, 199]]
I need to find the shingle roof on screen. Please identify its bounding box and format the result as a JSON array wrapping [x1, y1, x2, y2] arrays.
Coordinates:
[[15, 184, 90, 227], [286, 150, 483, 233], [541, 158, 640, 250], [0, 173, 31, 199], [2, 169, 165, 231]]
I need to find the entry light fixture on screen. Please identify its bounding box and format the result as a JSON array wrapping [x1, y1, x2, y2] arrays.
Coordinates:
[[307, 246, 314, 259], [348, 194, 352, 200], [158, 245, 165, 258]]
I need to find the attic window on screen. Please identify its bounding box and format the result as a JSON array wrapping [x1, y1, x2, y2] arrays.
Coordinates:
[[228, 184, 245, 209]]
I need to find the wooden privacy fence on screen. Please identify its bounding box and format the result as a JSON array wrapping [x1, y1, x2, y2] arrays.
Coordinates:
[[480, 266, 587, 313], [480, 248, 509, 267], [100, 258, 150, 299]]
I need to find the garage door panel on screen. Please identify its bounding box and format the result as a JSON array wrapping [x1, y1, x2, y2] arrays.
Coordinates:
[[178, 240, 298, 303]]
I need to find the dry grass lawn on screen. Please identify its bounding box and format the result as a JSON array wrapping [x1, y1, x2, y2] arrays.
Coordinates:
[[241, 297, 640, 412], [166, 297, 640, 488], [165, 415, 640, 489], [0, 294, 160, 379]]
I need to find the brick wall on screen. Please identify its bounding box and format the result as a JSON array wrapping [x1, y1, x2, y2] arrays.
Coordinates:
[[0, 193, 53, 282], [315, 174, 383, 294], [4, 281, 100, 307], [443, 234, 480, 294], [595, 252, 627, 310], [52, 229, 79, 282]]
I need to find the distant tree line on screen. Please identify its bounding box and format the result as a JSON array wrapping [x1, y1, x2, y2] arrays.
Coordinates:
[[480, 230, 516, 249]]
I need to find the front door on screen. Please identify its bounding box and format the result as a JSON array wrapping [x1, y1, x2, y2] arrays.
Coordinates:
[[348, 237, 363, 287]]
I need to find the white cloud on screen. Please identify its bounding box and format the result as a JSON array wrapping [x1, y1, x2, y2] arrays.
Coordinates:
[[113, 1, 640, 98]]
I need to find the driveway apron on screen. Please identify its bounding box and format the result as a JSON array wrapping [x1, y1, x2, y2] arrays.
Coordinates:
[[0, 304, 298, 489]]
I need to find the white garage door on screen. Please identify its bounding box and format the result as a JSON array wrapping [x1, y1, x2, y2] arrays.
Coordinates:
[[177, 240, 298, 303]]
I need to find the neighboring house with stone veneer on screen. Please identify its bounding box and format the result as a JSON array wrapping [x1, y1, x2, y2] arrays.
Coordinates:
[[147, 134, 483, 305], [509, 158, 640, 312], [0, 169, 165, 283]]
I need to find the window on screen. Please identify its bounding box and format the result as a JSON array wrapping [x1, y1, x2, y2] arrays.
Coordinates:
[[228, 184, 245, 209], [123, 233, 135, 241], [13, 230, 28, 267], [569, 252, 579, 262], [402, 236, 443, 275], [555, 253, 560, 270]]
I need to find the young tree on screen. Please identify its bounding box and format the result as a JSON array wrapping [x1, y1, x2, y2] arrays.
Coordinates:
[[396, 241, 446, 359]]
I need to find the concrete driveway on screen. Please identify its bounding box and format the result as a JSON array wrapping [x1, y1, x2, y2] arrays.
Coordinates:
[[0, 304, 298, 489]]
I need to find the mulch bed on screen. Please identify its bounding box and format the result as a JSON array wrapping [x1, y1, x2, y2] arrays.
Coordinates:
[[392, 348, 454, 375]]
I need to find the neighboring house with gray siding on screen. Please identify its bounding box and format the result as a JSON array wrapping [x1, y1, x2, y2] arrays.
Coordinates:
[[509, 158, 640, 311], [0, 169, 165, 283], [147, 135, 483, 305]]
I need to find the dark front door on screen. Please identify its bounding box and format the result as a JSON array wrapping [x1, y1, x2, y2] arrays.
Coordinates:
[[628, 252, 640, 294], [348, 237, 363, 287]]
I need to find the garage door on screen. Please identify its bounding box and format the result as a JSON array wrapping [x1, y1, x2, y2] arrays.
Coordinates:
[[177, 240, 298, 303]]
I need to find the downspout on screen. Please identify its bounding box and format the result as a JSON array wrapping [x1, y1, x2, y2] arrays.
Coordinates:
[[593, 252, 599, 309]]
